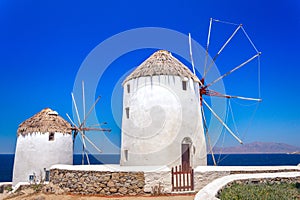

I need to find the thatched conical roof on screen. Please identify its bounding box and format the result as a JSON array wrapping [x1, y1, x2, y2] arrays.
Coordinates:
[[17, 108, 72, 136], [123, 50, 200, 84]]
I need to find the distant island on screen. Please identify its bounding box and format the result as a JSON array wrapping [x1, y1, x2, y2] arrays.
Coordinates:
[[212, 142, 300, 154]]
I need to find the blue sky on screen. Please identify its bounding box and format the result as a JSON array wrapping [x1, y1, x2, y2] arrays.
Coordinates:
[[0, 0, 299, 154]]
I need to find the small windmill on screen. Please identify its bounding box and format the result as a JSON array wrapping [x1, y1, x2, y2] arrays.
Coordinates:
[[188, 18, 262, 166], [66, 81, 111, 165]]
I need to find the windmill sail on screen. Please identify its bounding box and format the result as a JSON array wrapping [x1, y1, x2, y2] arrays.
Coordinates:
[[193, 18, 262, 165], [67, 81, 111, 165]]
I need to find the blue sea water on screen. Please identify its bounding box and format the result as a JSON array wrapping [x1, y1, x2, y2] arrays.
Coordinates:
[[1, 154, 299, 182]]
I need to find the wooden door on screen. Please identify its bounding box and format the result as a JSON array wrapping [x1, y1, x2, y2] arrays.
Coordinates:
[[181, 143, 190, 171]]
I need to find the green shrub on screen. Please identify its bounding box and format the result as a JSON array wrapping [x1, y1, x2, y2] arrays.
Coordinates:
[[219, 182, 300, 200], [31, 183, 44, 192], [5, 186, 13, 192]]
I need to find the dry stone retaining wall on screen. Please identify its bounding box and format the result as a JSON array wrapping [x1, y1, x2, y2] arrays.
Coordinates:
[[50, 169, 145, 195], [229, 169, 299, 174], [227, 176, 300, 185], [194, 168, 300, 191], [194, 171, 230, 191], [48, 166, 300, 196]]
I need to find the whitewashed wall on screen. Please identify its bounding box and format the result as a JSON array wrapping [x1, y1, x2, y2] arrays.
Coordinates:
[[12, 132, 73, 186], [144, 170, 172, 193], [120, 75, 206, 167]]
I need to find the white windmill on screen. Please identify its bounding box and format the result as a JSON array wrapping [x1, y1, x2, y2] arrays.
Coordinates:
[[66, 81, 111, 165], [188, 18, 262, 165]]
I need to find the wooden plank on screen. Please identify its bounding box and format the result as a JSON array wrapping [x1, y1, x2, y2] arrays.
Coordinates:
[[183, 169, 186, 191], [175, 166, 178, 190], [179, 165, 182, 191], [191, 167, 194, 190], [171, 167, 174, 191], [186, 170, 189, 191]]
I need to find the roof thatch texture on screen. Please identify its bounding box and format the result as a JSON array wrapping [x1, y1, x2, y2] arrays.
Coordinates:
[[17, 108, 72, 136], [123, 50, 200, 84]]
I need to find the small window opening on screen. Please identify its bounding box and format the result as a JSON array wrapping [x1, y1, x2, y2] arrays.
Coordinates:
[[193, 146, 196, 154], [45, 170, 50, 181], [124, 150, 128, 161], [29, 174, 34, 182], [127, 84, 130, 93], [125, 107, 130, 119], [182, 81, 187, 90], [49, 132, 55, 141]]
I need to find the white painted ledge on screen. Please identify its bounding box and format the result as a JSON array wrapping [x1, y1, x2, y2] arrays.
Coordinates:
[[195, 165, 300, 173], [194, 172, 300, 200], [50, 164, 171, 172], [12, 182, 30, 193], [0, 182, 11, 187]]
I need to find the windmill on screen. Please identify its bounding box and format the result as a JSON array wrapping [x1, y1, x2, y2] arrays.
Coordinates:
[[66, 81, 111, 165], [188, 18, 262, 166]]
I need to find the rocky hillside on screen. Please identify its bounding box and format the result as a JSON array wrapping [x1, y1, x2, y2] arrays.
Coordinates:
[[212, 142, 300, 154]]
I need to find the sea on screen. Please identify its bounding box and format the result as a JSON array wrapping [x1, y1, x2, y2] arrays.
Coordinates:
[[1, 154, 300, 182]]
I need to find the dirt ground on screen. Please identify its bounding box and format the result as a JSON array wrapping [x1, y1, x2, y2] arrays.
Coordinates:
[[1, 192, 194, 200]]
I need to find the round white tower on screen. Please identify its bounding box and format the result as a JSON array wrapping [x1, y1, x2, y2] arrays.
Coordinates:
[[12, 108, 73, 186], [120, 50, 207, 168]]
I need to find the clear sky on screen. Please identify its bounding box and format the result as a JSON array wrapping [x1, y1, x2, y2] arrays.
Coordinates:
[[0, 0, 299, 154]]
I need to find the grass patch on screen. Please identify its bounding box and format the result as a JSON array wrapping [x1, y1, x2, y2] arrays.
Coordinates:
[[218, 182, 300, 200]]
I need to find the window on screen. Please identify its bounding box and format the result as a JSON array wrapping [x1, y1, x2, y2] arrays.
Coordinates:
[[45, 170, 50, 181], [124, 150, 128, 161], [29, 174, 34, 182], [127, 84, 130, 93], [49, 132, 55, 141], [182, 81, 187, 90], [193, 146, 196, 154], [125, 107, 130, 119]]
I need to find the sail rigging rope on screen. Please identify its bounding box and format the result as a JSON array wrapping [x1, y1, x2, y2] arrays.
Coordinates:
[[217, 126, 227, 164], [258, 55, 261, 98], [202, 18, 262, 165], [212, 19, 240, 26], [240, 102, 261, 143], [229, 99, 240, 138], [241, 26, 260, 54], [216, 99, 230, 165]]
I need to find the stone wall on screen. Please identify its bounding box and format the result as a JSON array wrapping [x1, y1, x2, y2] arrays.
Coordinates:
[[228, 176, 300, 185], [194, 168, 300, 191], [194, 171, 230, 191], [229, 169, 299, 174], [49, 169, 145, 195], [47, 166, 300, 196]]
